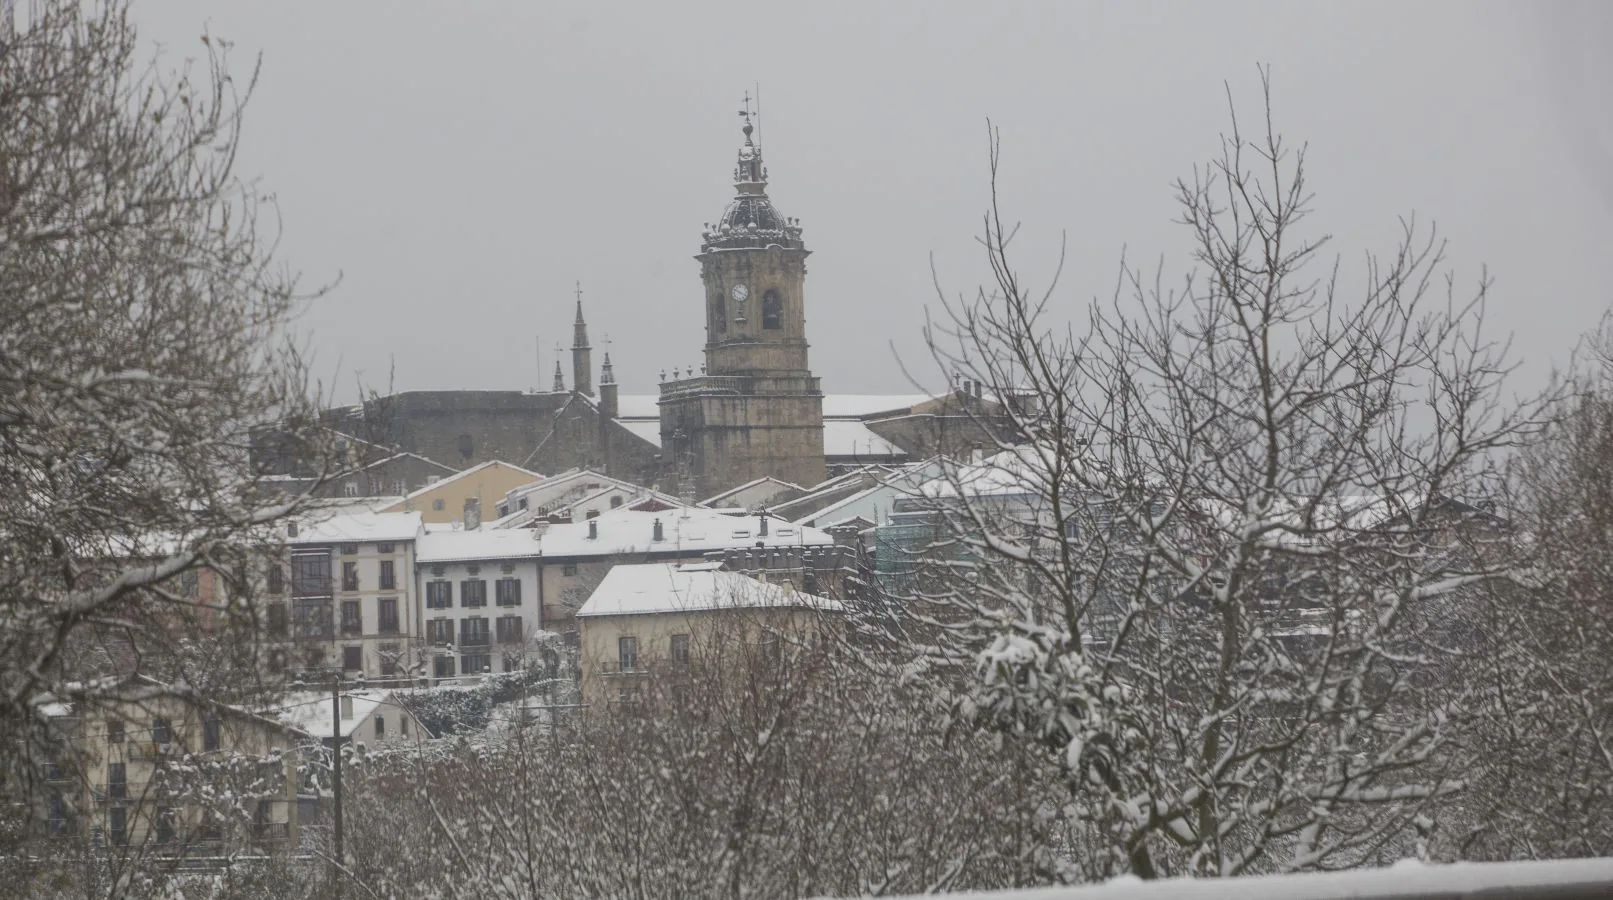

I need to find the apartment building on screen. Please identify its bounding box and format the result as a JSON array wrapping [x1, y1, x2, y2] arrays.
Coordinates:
[[415, 529, 543, 680], [266, 511, 424, 681]]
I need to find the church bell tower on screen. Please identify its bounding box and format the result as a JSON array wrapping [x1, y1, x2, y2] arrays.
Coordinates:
[[658, 102, 826, 497]]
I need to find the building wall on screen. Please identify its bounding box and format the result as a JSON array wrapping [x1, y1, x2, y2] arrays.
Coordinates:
[[577, 606, 830, 707], [267, 540, 420, 682], [521, 396, 664, 486], [382, 462, 541, 525], [660, 388, 826, 499], [416, 556, 542, 680], [73, 697, 300, 849]]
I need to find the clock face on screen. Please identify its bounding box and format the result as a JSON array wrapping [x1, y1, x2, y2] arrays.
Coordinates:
[[730, 283, 749, 303]]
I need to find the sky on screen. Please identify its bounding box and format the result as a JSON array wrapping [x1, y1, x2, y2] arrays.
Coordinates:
[[125, 0, 1613, 402]]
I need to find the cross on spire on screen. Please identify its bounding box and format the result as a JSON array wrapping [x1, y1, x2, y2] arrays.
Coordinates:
[[574, 280, 583, 303]]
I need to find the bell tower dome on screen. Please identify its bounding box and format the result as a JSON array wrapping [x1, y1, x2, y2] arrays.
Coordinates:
[[658, 101, 826, 497]]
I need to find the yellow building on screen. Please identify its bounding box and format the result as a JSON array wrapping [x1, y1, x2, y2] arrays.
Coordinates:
[[43, 676, 309, 852], [381, 460, 542, 525], [574, 561, 841, 708]]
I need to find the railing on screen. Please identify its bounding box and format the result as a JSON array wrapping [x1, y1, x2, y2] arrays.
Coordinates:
[[291, 574, 333, 599], [596, 662, 650, 677]]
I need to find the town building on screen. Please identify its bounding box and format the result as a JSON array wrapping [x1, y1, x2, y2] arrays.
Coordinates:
[[268, 511, 424, 681], [534, 506, 837, 633], [574, 561, 842, 707], [38, 676, 310, 851], [380, 459, 542, 525], [491, 466, 682, 527], [267, 689, 423, 750], [414, 529, 544, 680]]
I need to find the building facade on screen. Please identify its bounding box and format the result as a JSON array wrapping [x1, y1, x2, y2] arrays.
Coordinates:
[[414, 530, 544, 681]]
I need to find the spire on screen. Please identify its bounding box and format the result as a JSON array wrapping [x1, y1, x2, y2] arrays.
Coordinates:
[[571, 280, 594, 396], [733, 94, 767, 197], [600, 351, 616, 386], [553, 358, 565, 393]]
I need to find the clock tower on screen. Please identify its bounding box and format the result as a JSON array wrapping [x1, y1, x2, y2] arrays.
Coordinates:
[[658, 107, 826, 497]]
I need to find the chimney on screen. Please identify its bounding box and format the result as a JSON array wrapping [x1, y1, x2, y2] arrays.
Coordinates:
[[758, 513, 769, 537], [339, 695, 354, 721], [463, 497, 481, 531], [599, 380, 619, 419], [652, 518, 664, 542], [973, 379, 983, 400], [587, 518, 598, 540]]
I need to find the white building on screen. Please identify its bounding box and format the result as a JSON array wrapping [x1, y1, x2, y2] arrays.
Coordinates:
[[267, 689, 424, 748], [415, 529, 544, 681]]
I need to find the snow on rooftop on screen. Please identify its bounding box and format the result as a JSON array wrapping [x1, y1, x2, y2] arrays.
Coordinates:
[[540, 507, 833, 559], [394, 460, 542, 503], [266, 690, 402, 740], [290, 511, 422, 545], [615, 394, 937, 424], [823, 420, 907, 458], [576, 562, 843, 618], [617, 418, 664, 448], [416, 528, 542, 563]]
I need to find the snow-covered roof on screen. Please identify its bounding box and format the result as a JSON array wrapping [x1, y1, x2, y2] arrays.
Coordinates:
[[540, 507, 834, 559], [266, 690, 408, 741], [416, 528, 542, 563], [576, 562, 843, 618], [617, 418, 663, 447], [823, 420, 908, 459], [290, 511, 423, 545], [614, 394, 938, 424]]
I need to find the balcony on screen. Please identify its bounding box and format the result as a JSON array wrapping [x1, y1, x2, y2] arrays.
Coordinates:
[[596, 662, 651, 678], [291, 574, 333, 600]]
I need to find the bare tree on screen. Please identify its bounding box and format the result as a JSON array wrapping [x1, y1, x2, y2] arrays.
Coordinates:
[[0, 0, 336, 849], [900, 71, 1555, 880]]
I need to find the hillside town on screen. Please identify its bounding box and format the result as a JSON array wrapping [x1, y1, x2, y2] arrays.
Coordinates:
[[6, 2, 1613, 899]]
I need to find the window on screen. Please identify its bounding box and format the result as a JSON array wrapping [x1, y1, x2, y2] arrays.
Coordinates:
[[762, 632, 782, 666], [291, 552, 331, 598], [106, 719, 124, 745], [467, 564, 481, 576], [152, 718, 172, 745], [343, 645, 363, 671], [340, 543, 358, 555], [427, 618, 453, 646], [710, 292, 727, 334], [433, 498, 446, 511], [502, 652, 525, 673], [426, 475, 441, 485], [459, 617, 490, 647], [496, 578, 522, 607], [293, 600, 333, 640], [379, 560, 396, 590], [305, 646, 325, 671], [460, 579, 487, 608], [107, 762, 127, 799], [267, 602, 288, 637], [402, 716, 410, 738], [267, 564, 284, 595], [433, 656, 454, 679], [518, 498, 529, 510], [377, 542, 395, 555], [610, 495, 623, 508], [670, 634, 691, 667], [374, 715, 386, 741], [179, 569, 199, 598], [341, 600, 362, 635], [500, 563, 515, 574], [155, 807, 175, 844], [341, 561, 359, 592], [391, 480, 406, 496], [496, 615, 523, 645], [618, 636, 638, 672], [378, 597, 399, 634], [562, 562, 578, 577], [1064, 518, 1080, 541], [343, 481, 359, 497], [203, 717, 220, 752], [431, 565, 446, 577], [426, 581, 452, 609], [460, 653, 490, 675], [762, 288, 782, 329], [109, 806, 127, 846]]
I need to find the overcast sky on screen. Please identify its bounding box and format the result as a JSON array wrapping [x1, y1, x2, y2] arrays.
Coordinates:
[[128, 0, 1612, 402]]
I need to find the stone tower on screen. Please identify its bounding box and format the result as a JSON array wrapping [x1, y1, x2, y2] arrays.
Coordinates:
[[571, 285, 593, 397], [658, 108, 826, 498]]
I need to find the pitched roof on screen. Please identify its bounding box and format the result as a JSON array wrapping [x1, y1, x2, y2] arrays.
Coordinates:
[[576, 562, 843, 618], [395, 460, 543, 504], [290, 511, 423, 545], [266, 690, 414, 740]]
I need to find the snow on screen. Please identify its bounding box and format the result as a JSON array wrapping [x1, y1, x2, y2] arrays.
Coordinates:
[[416, 528, 543, 563], [390, 459, 543, 505], [289, 511, 423, 544], [540, 507, 834, 559], [821, 394, 935, 418], [617, 418, 664, 447], [266, 689, 403, 740], [868, 857, 1613, 899], [823, 420, 906, 458], [576, 562, 844, 618]]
